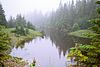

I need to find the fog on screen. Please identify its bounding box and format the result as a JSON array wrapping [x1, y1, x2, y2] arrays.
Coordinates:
[[0, 0, 69, 19], [0, 0, 97, 67]]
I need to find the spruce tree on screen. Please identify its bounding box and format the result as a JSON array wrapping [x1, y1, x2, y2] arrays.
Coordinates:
[[8, 16, 16, 28], [0, 4, 7, 26]]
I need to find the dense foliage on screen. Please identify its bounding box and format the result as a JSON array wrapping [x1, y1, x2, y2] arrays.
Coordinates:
[[0, 25, 11, 56], [68, 0, 100, 66]]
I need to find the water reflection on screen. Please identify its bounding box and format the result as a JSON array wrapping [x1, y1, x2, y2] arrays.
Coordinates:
[[10, 30, 91, 67], [10, 37, 66, 67], [46, 29, 91, 56]]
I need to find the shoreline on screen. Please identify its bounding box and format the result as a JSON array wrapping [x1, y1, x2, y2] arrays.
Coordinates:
[[0, 28, 42, 67]]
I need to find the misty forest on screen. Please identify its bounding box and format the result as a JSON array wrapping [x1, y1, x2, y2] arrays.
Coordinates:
[[0, 0, 100, 67]]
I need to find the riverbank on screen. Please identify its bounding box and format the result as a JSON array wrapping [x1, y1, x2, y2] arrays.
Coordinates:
[[0, 55, 28, 67], [0, 28, 42, 67], [4, 28, 42, 45], [69, 30, 97, 38]]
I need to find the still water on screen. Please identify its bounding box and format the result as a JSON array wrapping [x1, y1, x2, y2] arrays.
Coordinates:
[[10, 37, 67, 67]]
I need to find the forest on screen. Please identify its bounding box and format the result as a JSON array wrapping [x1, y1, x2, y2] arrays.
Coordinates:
[[0, 0, 100, 67]]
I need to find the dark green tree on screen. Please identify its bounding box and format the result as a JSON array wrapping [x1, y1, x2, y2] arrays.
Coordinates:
[[0, 4, 7, 26], [14, 15, 29, 36], [15, 25, 26, 36], [27, 22, 35, 30], [15, 15, 26, 27], [25, 28, 29, 34], [8, 16, 16, 28], [20, 26, 25, 35]]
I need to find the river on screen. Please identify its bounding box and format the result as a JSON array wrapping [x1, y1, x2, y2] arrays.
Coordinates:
[[10, 37, 67, 67]]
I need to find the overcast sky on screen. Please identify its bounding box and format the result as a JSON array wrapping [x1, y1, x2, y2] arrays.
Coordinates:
[[0, 0, 68, 19]]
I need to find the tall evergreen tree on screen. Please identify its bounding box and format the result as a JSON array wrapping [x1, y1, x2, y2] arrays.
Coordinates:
[[27, 22, 35, 30], [8, 16, 16, 28], [0, 4, 7, 26], [15, 15, 26, 27]]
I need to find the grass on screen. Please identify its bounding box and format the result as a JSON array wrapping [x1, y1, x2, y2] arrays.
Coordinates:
[[4, 28, 42, 45], [69, 30, 97, 38]]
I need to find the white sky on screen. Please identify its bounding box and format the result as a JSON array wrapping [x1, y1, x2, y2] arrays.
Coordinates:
[[0, 0, 59, 17], [0, 0, 68, 19]]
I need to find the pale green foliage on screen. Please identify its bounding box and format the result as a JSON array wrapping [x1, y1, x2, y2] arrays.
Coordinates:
[[0, 25, 11, 56], [68, 43, 88, 62]]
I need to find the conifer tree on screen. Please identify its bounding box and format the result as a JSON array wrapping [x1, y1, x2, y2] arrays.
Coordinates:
[[0, 4, 7, 26]]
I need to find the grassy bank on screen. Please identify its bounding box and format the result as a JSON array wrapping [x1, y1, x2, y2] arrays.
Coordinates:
[[69, 30, 97, 38], [0, 28, 42, 67], [4, 28, 42, 45]]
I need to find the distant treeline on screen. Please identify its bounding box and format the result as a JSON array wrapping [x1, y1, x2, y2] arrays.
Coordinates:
[[26, 0, 98, 33], [7, 15, 36, 35], [44, 0, 98, 33], [7, 15, 35, 30]]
